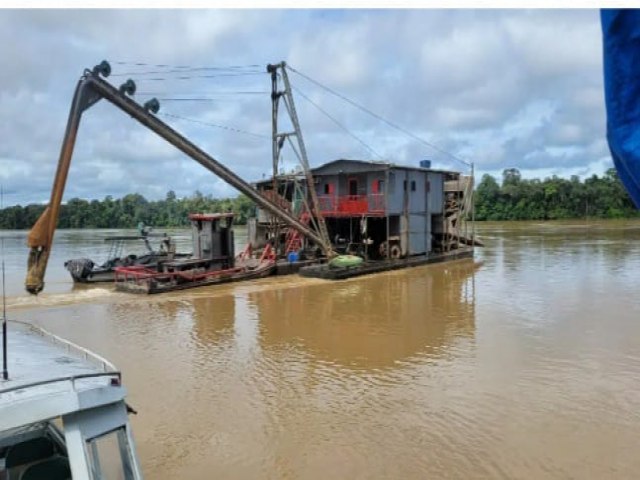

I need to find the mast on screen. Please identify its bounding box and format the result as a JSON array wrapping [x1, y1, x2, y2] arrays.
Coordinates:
[[471, 162, 475, 247], [2, 185, 8, 380], [2, 252, 7, 381], [266, 62, 333, 256], [269, 64, 282, 252]]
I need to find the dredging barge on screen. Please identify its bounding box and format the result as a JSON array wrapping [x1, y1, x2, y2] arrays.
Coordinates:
[[23, 60, 478, 295], [24, 61, 331, 296]]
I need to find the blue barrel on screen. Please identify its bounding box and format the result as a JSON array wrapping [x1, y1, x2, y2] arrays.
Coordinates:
[[420, 159, 431, 169], [287, 251, 299, 263]]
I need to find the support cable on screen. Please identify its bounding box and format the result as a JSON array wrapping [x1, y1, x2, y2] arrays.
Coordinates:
[[113, 61, 262, 70], [161, 112, 268, 139], [156, 97, 263, 102], [112, 68, 263, 77], [138, 91, 268, 96], [292, 86, 383, 160], [128, 72, 266, 81], [287, 65, 471, 167]]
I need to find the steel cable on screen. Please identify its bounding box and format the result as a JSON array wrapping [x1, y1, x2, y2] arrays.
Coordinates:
[[287, 65, 471, 167], [292, 86, 383, 160], [160, 112, 268, 139]]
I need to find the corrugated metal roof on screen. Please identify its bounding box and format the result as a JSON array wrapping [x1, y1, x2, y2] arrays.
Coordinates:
[[311, 158, 459, 175], [252, 158, 460, 187]]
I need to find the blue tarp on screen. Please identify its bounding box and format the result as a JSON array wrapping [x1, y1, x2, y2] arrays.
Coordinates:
[[602, 9, 640, 207]]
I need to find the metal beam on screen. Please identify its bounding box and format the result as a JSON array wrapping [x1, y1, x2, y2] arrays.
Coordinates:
[[26, 78, 93, 294], [86, 75, 330, 249]]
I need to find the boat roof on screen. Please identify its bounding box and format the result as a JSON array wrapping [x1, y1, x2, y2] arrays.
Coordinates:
[[0, 321, 125, 431]]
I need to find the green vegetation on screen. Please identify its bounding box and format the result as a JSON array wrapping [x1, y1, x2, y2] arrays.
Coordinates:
[[0, 191, 255, 229], [1, 168, 638, 229], [474, 168, 639, 221]]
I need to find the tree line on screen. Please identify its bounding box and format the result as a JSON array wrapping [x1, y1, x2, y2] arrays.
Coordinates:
[[474, 167, 639, 221], [0, 191, 255, 229], [1, 168, 638, 229]]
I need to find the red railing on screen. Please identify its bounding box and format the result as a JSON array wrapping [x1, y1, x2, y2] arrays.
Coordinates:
[[114, 244, 277, 286], [368, 193, 385, 213], [317, 194, 385, 216]]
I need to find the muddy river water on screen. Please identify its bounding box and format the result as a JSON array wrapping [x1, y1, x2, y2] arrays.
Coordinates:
[[2, 220, 640, 478]]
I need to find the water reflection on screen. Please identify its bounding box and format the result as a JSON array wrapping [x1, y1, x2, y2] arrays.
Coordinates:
[[252, 260, 480, 369], [190, 294, 236, 347]]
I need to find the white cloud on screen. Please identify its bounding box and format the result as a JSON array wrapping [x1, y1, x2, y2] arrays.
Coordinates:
[[503, 10, 602, 79], [0, 8, 613, 206]]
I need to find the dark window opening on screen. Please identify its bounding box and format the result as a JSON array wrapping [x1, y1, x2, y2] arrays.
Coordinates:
[[378, 179, 385, 192], [403, 180, 407, 191], [348, 179, 358, 196], [324, 183, 330, 194], [411, 180, 416, 192]]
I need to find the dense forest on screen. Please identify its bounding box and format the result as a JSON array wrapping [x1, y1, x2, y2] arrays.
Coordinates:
[[474, 168, 639, 220], [0, 191, 255, 229], [0, 168, 638, 229]]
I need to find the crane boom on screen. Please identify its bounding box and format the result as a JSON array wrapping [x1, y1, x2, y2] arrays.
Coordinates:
[[26, 63, 333, 295]]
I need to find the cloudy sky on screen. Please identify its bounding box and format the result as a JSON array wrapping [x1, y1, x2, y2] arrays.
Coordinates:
[[0, 9, 608, 205]]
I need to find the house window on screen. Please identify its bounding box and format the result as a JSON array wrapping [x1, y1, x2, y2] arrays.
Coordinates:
[[378, 179, 385, 193], [324, 183, 331, 195], [372, 179, 385, 194], [403, 180, 407, 191], [411, 180, 416, 192], [348, 178, 358, 196]]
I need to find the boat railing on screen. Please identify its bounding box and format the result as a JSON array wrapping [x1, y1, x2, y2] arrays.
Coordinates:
[[114, 264, 246, 286], [368, 193, 386, 213], [114, 244, 277, 287], [0, 371, 122, 396]]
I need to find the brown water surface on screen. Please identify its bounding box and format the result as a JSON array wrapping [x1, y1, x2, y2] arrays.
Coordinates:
[[3, 220, 640, 478]]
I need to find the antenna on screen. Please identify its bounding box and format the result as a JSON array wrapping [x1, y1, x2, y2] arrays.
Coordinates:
[[1, 184, 8, 380]]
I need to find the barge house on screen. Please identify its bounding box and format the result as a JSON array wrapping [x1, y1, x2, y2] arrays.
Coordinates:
[[249, 159, 475, 263]]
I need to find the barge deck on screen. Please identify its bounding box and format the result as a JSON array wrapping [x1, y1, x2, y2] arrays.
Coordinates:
[[114, 260, 275, 294], [299, 247, 474, 280]]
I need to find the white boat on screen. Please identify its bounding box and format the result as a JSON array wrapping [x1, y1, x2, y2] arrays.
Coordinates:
[[0, 320, 143, 479]]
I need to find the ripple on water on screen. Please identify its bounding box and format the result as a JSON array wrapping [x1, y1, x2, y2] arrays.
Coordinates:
[[5, 223, 640, 479]]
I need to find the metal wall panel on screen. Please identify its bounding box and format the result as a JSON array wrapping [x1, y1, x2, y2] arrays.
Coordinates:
[[408, 170, 427, 214], [408, 213, 427, 255], [427, 172, 444, 214]]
